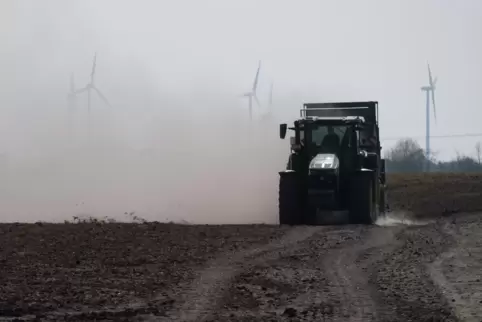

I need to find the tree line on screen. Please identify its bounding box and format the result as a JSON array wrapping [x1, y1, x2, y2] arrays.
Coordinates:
[[384, 138, 482, 173]]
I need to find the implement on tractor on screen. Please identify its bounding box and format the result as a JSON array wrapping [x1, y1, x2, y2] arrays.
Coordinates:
[[278, 101, 386, 225]]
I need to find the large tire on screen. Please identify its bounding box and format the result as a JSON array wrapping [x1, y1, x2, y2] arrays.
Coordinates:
[[279, 171, 301, 225], [349, 173, 377, 224], [302, 202, 317, 225]]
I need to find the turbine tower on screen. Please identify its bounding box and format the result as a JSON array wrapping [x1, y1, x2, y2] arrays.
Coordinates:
[[76, 53, 112, 114], [241, 61, 261, 121], [421, 63, 438, 171]]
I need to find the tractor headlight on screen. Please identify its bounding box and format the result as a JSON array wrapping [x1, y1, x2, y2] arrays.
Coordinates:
[[309, 154, 340, 171]]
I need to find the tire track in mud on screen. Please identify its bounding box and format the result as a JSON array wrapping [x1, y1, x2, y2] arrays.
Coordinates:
[[319, 227, 401, 321], [427, 216, 482, 321], [207, 225, 402, 322], [370, 218, 460, 322], [302, 226, 401, 321], [146, 216, 464, 322], [156, 226, 322, 322]]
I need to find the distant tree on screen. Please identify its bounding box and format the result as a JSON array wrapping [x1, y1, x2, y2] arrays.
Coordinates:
[[476, 142, 481, 165], [452, 151, 482, 172], [385, 138, 426, 172], [385, 138, 482, 173]]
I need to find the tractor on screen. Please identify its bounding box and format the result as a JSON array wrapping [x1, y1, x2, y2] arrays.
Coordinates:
[[278, 101, 386, 225]]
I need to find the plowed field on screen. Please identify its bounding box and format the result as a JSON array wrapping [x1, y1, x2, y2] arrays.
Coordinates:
[[1, 173, 481, 321]]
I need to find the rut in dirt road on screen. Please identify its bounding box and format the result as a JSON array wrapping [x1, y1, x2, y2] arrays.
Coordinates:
[[370, 219, 460, 322], [142, 218, 463, 322], [157, 226, 322, 322], [316, 227, 401, 321], [204, 225, 402, 322], [428, 215, 482, 321]]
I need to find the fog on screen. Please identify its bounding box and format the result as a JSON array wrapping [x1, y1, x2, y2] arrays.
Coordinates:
[[2, 46, 295, 223], [2, 0, 296, 223], [1, 71, 295, 223], [1, 0, 482, 222]]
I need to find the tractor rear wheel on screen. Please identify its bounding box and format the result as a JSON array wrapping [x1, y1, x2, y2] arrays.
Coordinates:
[[349, 173, 377, 225], [279, 171, 301, 225]]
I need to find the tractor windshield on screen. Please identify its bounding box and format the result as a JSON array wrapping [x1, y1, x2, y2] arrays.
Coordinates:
[[310, 125, 347, 145], [301, 124, 350, 154]]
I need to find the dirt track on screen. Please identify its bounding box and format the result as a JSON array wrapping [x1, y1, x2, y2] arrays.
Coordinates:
[[1, 174, 482, 321]]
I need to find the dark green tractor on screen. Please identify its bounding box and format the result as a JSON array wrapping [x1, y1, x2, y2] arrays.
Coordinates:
[[278, 101, 386, 225]]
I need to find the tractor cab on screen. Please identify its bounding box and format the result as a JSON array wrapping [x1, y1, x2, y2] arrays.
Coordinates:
[[280, 116, 379, 175], [277, 102, 386, 226]]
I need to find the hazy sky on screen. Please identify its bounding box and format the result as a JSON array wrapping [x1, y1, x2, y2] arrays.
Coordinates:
[[3, 0, 482, 158], [2, 0, 482, 222]]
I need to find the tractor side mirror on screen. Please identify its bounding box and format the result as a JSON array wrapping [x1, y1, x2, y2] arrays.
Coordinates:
[[279, 123, 287, 139]]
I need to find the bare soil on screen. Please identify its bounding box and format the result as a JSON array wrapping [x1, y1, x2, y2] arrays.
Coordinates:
[[0, 223, 288, 321], [0, 173, 481, 321], [387, 173, 482, 218]]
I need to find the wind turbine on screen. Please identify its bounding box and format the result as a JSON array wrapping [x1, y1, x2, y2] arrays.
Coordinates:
[[241, 60, 261, 121], [421, 62, 438, 171], [76, 53, 112, 114]]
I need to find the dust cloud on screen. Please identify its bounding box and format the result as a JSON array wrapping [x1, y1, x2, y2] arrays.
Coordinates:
[[1, 1, 307, 224], [376, 211, 433, 227], [0, 95, 291, 224]]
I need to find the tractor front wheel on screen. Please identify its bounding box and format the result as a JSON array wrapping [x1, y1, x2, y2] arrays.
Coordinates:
[[279, 171, 301, 225]]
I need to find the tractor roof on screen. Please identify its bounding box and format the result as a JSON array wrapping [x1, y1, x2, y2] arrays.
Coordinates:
[[300, 101, 378, 125], [300, 116, 366, 124]]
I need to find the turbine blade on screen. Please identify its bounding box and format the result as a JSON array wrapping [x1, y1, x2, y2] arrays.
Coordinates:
[[254, 95, 261, 107], [427, 63, 434, 87], [431, 90, 436, 123], [90, 52, 97, 84], [92, 86, 111, 107], [432, 76, 438, 88], [252, 60, 261, 92], [75, 86, 89, 94]]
